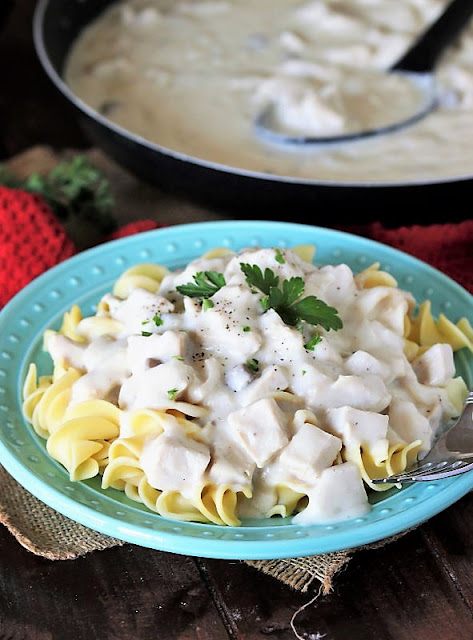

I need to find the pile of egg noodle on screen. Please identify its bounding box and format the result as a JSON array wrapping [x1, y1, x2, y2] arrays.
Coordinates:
[[23, 245, 473, 526]]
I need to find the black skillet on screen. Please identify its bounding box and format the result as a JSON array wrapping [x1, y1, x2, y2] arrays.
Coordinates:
[[33, 0, 473, 225]]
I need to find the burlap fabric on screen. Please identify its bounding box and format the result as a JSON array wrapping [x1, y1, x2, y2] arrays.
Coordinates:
[[0, 463, 383, 593]]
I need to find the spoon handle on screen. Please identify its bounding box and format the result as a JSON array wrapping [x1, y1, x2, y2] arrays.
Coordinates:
[[392, 0, 473, 73]]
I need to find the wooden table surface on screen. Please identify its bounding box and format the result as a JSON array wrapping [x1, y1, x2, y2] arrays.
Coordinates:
[[1, 2, 473, 639]]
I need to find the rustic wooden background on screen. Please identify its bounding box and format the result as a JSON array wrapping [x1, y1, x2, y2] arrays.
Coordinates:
[[1, 2, 473, 639]]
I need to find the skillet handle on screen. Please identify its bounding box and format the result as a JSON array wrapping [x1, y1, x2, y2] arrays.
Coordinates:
[[391, 0, 473, 73]]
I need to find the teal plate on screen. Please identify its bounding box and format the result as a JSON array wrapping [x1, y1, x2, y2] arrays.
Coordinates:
[[0, 220, 472, 560]]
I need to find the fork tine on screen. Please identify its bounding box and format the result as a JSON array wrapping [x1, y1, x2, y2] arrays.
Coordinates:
[[372, 457, 473, 484], [372, 460, 449, 484], [372, 389, 473, 485], [407, 459, 473, 481]]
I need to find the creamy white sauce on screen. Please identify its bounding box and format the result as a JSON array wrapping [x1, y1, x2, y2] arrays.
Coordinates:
[[46, 247, 460, 524], [64, 0, 473, 184]]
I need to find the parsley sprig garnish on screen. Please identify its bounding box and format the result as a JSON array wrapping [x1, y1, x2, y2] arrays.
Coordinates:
[[240, 262, 343, 334], [0, 156, 116, 237], [176, 271, 226, 299], [240, 264, 278, 295]]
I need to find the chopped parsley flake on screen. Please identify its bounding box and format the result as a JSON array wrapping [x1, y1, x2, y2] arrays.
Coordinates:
[[305, 333, 323, 351], [246, 358, 259, 372], [242, 326, 251, 332], [141, 331, 152, 337], [167, 388, 179, 400], [275, 248, 285, 264], [153, 314, 163, 326], [202, 298, 214, 311]]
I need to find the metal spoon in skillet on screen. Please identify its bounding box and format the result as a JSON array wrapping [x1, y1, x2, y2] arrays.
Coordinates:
[[254, 0, 473, 146]]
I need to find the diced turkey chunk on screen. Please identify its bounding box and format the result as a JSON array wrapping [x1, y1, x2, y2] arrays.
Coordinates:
[[198, 284, 263, 359], [225, 364, 256, 392], [228, 398, 289, 467], [324, 406, 389, 463], [304, 263, 356, 308], [293, 462, 370, 524], [354, 286, 409, 335], [43, 332, 86, 370], [105, 289, 174, 335], [322, 375, 391, 412], [119, 359, 196, 410], [140, 432, 210, 496], [344, 350, 386, 377], [279, 423, 342, 482], [71, 337, 130, 404], [127, 330, 189, 375], [412, 343, 455, 387], [207, 433, 256, 489], [388, 398, 432, 454], [242, 366, 289, 404]]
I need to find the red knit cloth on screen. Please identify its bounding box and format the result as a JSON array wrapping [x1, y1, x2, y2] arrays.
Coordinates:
[[0, 186, 472, 308]]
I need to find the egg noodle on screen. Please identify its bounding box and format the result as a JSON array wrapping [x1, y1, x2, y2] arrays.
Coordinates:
[[23, 246, 472, 525]]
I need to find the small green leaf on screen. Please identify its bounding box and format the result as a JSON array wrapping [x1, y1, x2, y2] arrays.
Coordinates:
[[267, 285, 285, 311], [275, 248, 285, 264], [204, 271, 226, 289], [176, 271, 225, 299], [246, 358, 259, 372], [167, 388, 179, 400], [305, 333, 323, 351], [282, 277, 305, 306], [202, 298, 214, 311], [290, 296, 343, 331], [240, 263, 279, 295], [260, 296, 270, 312]]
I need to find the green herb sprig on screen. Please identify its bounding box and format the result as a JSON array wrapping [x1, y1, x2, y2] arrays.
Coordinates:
[[176, 271, 226, 299], [240, 262, 343, 336], [0, 156, 116, 235]]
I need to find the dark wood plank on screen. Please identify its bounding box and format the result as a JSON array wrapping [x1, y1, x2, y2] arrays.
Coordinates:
[[2, 2, 473, 639], [421, 492, 473, 611], [0, 525, 229, 640], [199, 513, 473, 640]]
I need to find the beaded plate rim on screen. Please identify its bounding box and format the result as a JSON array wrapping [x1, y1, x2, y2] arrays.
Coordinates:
[[0, 220, 472, 560]]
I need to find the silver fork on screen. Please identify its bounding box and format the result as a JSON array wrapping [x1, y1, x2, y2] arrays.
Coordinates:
[[372, 391, 473, 484]]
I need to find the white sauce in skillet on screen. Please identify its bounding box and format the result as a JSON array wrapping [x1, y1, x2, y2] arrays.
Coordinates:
[[64, 0, 473, 184]]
